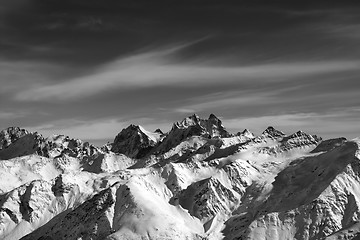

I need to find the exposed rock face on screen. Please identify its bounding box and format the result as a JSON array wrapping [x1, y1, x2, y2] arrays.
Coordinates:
[[0, 132, 49, 160], [0, 178, 81, 239], [224, 140, 360, 240], [237, 129, 255, 139], [0, 129, 101, 161], [22, 187, 115, 240], [156, 114, 231, 154], [0, 116, 359, 240], [0, 127, 29, 150], [155, 128, 164, 135], [111, 124, 161, 158], [262, 126, 286, 139], [256, 130, 322, 155], [45, 134, 100, 160], [175, 177, 239, 224], [311, 137, 347, 153], [207, 113, 232, 138], [173, 114, 231, 139]]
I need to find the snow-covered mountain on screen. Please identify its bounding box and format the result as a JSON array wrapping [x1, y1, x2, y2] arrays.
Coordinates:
[[0, 114, 359, 240]]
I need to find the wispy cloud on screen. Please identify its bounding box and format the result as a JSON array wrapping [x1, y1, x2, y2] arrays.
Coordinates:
[[223, 108, 360, 139], [325, 23, 360, 39], [12, 43, 360, 102], [0, 111, 26, 120], [167, 84, 308, 114], [0, 59, 71, 93], [25, 117, 171, 142], [224, 113, 318, 133], [171, 94, 274, 114], [39, 16, 105, 31], [26, 118, 125, 141], [173, 108, 197, 114], [25, 107, 360, 144]]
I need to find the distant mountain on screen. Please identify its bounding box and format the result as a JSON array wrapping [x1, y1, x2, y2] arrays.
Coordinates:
[[0, 114, 359, 240], [111, 124, 162, 158]]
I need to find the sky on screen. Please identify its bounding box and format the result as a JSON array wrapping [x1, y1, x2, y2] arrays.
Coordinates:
[[1, 0, 360, 146]]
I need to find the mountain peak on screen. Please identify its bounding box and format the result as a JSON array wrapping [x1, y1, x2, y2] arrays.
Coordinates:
[[262, 126, 286, 138], [174, 114, 201, 129], [290, 130, 309, 138], [156, 114, 232, 154], [1, 126, 27, 132], [128, 124, 141, 131], [111, 124, 161, 158], [238, 129, 255, 138], [0, 126, 30, 150], [154, 128, 164, 135], [1, 116, 360, 240], [174, 114, 230, 137], [208, 113, 219, 120], [208, 113, 223, 124], [284, 130, 322, 144]]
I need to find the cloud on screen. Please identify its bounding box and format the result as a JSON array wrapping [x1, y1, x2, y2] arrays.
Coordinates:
[[13, 43, 360, 102], [0, 59, 71, 94], [223, 108, 360, 139], [173, 108, 197, 114], [173, 93, 275, 113], [25, 117, 171, 142], [24, 107, 360, 146], [325, 23, 360, 39], [0, 111, 26, 119], [224, 113, 317, 133], [25, 118, 124, 141], [39, 16, 105, 31]]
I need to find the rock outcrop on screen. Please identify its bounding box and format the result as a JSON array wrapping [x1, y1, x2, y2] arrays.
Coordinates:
[[0, 115, 358, 240]]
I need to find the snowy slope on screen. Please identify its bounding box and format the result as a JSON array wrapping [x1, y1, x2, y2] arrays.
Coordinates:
[[0, 115, 359, 240]]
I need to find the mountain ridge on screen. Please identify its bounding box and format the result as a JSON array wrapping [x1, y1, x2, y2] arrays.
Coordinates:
[[0, 114, 359, 240]]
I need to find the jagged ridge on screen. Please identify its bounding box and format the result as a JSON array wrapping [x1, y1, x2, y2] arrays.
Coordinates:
[[0, 114, 358, 240]]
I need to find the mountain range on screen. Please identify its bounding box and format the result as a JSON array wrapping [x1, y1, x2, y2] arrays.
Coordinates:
[[0, 114, 359, 240]]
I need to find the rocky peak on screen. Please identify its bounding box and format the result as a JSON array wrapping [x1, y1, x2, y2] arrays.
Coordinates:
[[112, 125, 142, 143], [174, 114, 201, 129], [156, 114, 231, 154], [50, 136, 99, 160], [251, 129, 322, 155], [46, 134, 83, 151], [277, 130, 322, 152], [208, 113, 218, 119], [237, 129, 255, 139], [0, 115, 360, 240], [285, 130, 322, 142], [208, 113, 222, 124], [0, 128, 101, 161], [172, 114, 230, 138], [0, 130, 50, 160], [205, 114, 231, 138], [262, 126, 286, 138], [154, 128, 164, 135], [111, 124, 160, 158], [0, 127, 29, 150]]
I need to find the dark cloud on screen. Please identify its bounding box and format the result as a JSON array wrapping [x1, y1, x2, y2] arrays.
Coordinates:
[[1, 0, 360, 144], [2, 0, 360, 65]]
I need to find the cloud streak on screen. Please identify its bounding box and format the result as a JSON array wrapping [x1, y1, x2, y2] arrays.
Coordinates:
[[13, 44, 360, 102], [0, 111, 25, 119], [25, 116, 171, 144], [2, 2, 360, 143], [223, 108, 360, 139], [24, 107, 360, 145], [171, 93, 275, 113]]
